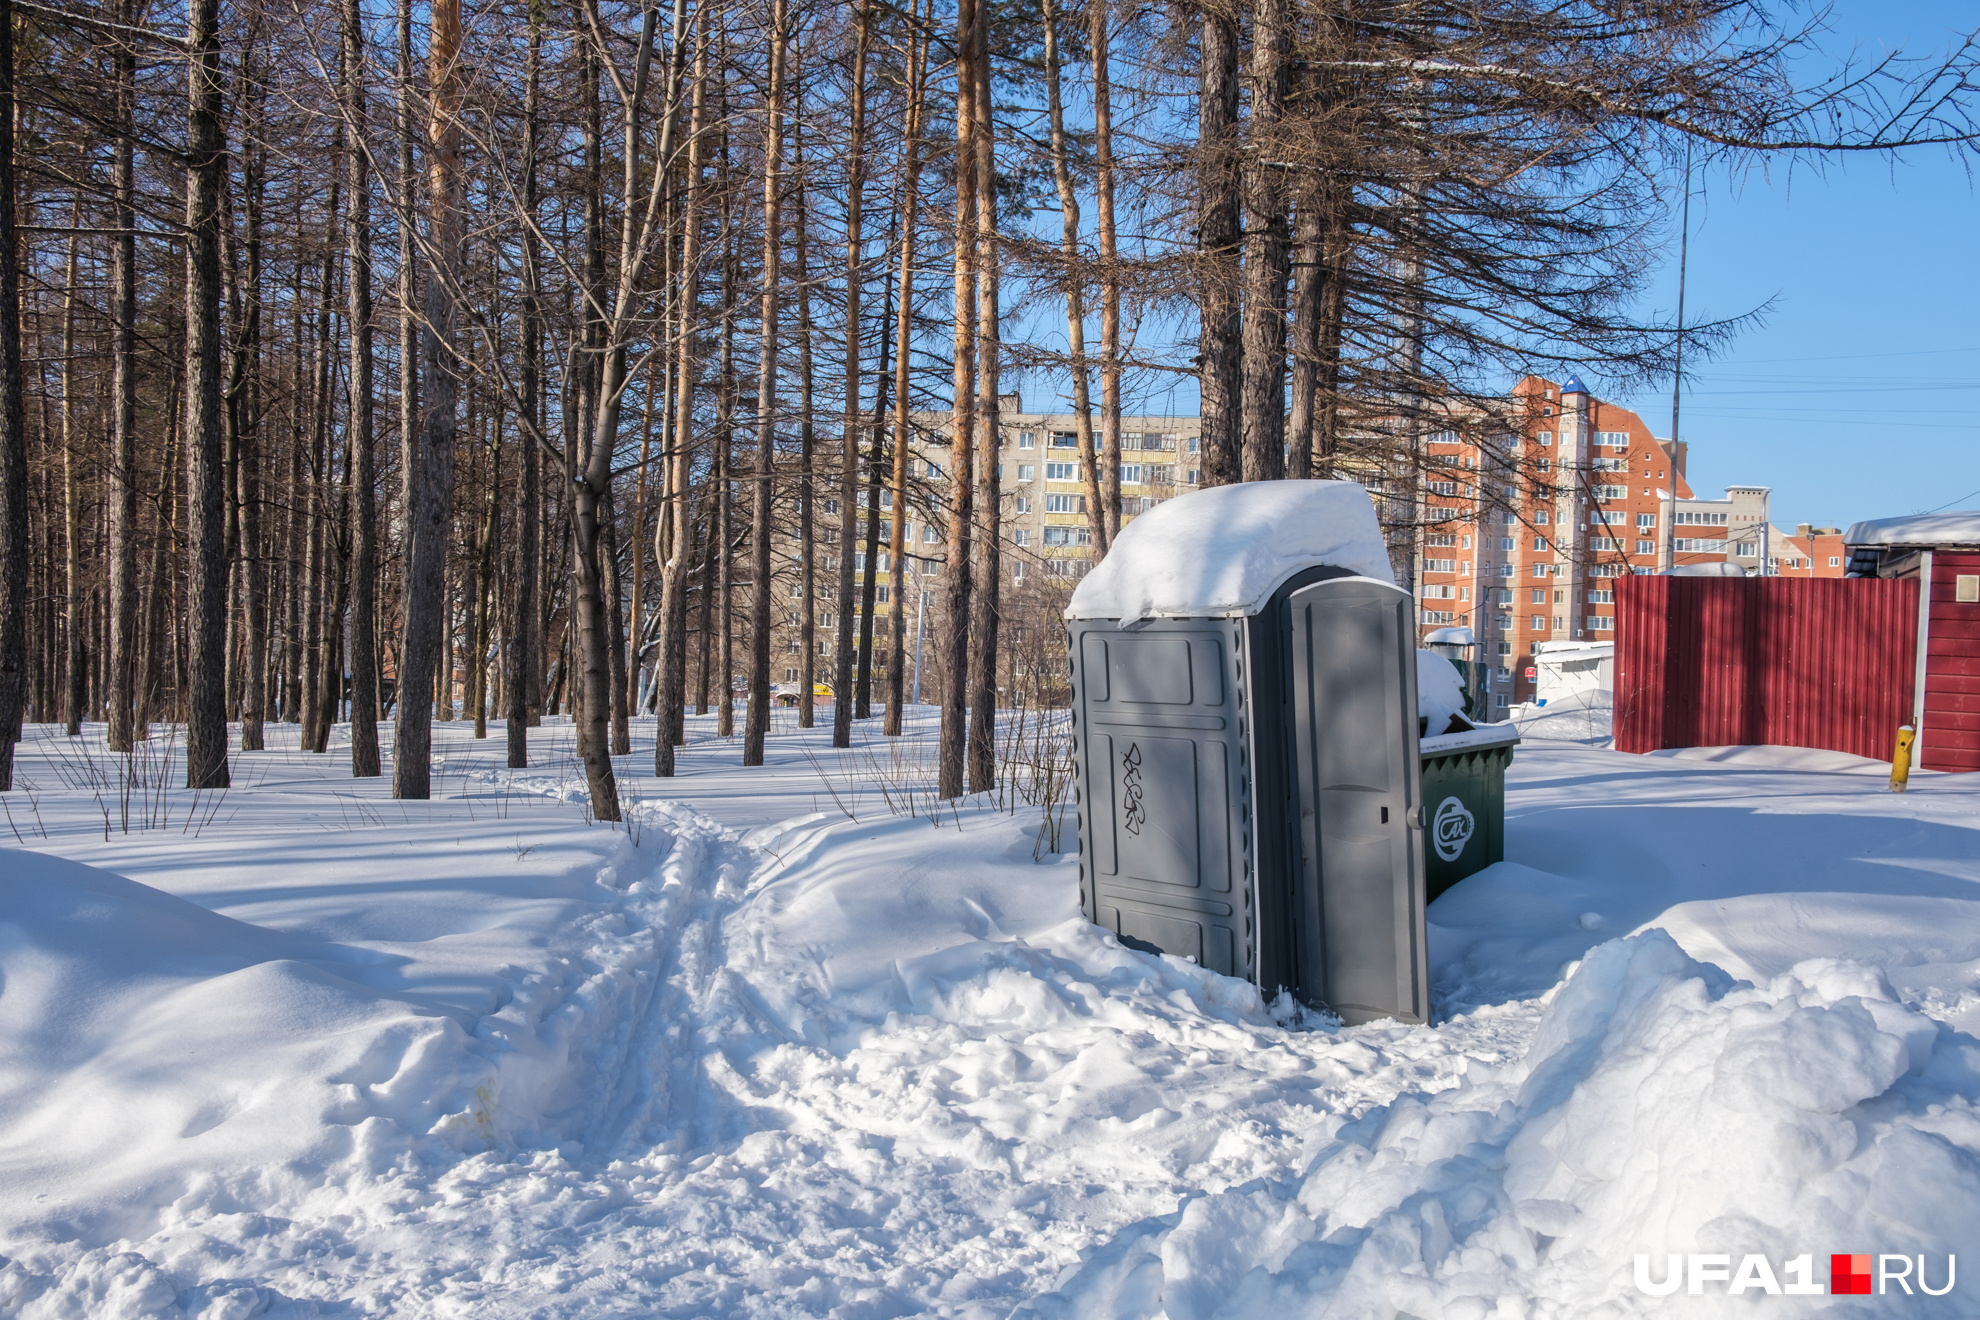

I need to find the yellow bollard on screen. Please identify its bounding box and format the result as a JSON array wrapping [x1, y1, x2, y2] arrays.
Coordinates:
[[1891, 725, 1916, 794]]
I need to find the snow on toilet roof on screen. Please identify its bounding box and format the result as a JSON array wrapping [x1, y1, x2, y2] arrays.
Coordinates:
[[1066, 480, 1396, 623], [1843, 510, 1980, 548]]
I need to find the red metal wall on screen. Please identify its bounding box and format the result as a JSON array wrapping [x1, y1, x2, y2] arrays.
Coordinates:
[[1924, 551, 1980, 772], [1616, 575, 1919, 762]]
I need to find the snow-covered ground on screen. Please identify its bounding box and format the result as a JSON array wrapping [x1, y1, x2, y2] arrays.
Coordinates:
[[2, 707, 1978, 1318]]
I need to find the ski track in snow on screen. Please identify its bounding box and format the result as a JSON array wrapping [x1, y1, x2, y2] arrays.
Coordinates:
[[2, 713, 1979, 1317]]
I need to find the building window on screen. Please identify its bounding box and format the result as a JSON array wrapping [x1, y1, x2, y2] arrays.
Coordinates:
[[1187, 468, 1201, 485], [785, 667, 798, 682], [1533, 536, 1548, 551], [1187, 436, 1200, 453], [1121, 464, 1144, 485], [1044, 493, 1082, 513], [1427, 533, 1457, 547], [1552, 615, 1565, 630], [1829, 556, 1841, 567], [1425, 558, 1457, 573], [1537, 431, 1553, 445], [1586, 589, 1614, 604], [1500, 537, 1515, 551], [925, 460, 941, 478], [1587, 537, 1620, 551], [1497, 641, 1512, 656], [1636, 513, 1657, 528], [1674, 538, 1728, 553], [1530, 588, 1546, 604], [1018, 431, 1035, 449], [1635, 539, 1655, 555], [1594, 485, 1628, 500], [1530, 615, 1547, 630], [1045, 461, 1077, 481], [877, 585, 890, 603], [1589, 616, 1615, 631], [1017, 464, 1035, 482], [1735, 541, 1757, 557], [1534, 509, 1549, 525], [1675, 511, 1728, 525], [923, 524, 938, 543], [1531, 564, 1548, 578], [1499, 563, 1514, 576], [1051, 431, 1078, 448], [1013, 528, 1030, 546], [1428, 481, 1458, 496], [1012, 561, 1025, 580], [1421, 610, 1457, 624], [1014, 496, 1032, 514], [1422, 584, 1456, 600], [822, 498, 839, 515], [1596, 431, 1629, 447]]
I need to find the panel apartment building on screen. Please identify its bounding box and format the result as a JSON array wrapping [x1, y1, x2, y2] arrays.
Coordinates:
[[771, 401, 1202, 688]]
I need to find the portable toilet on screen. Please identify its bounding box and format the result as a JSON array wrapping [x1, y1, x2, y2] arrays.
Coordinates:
[[1065, 480, 1431, 1025]]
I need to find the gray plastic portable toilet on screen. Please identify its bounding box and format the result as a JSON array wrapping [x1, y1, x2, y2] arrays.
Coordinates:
[[1065, 480, 1431, 1025]]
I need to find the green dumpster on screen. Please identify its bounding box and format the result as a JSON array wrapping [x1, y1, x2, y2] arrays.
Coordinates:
[[1419, 722, 1519, 902]]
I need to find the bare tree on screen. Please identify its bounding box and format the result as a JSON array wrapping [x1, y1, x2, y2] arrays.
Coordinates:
[[393, 0, 464, 800], [184, 0, 230, 790]]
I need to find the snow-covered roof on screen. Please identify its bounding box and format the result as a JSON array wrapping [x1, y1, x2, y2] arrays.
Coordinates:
[[1662, 563, 1748, 577], [1843, 510, 1980, 549], [1424, 626, 1476, 646], [1065, 480, 1396, 623]]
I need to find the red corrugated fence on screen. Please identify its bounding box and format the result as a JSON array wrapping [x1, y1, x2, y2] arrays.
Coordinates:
[[1615, 575, 1918, 761]]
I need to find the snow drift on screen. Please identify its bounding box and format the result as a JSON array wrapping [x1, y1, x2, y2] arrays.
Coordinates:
[[1021, 929, 1980, 1318]]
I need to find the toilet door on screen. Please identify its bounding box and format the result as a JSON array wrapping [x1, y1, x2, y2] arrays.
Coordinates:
[[1285, 577, 1430, 1024]]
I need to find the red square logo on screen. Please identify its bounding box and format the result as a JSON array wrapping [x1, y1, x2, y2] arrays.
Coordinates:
[[1832, 1254, 1873, 1295]]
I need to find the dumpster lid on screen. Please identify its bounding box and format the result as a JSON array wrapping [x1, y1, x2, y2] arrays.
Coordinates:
[[1421, 721, 1521, 756], [1065, 480, 1395, 624]]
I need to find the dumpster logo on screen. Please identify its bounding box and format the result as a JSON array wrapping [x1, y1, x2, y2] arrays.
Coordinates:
[[1431, 796, 1474, 862], [1120, 743, 1146, 837]]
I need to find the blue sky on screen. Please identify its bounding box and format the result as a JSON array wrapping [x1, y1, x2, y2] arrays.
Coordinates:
[[1609, 0, 1980, 529]]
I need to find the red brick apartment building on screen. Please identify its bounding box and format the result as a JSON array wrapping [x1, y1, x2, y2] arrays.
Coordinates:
[[1771, 523, 1847, 578], [1411, 373, 1788, 710]]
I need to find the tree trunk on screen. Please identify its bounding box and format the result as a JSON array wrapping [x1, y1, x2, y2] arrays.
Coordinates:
[[1042, 0, 1105, 557], [106, 0, 141, 753], [0, 0, 26, 788], [965, 13, 1000, 794], [184, 0, 231, 789], [656, 26, 709, 774], [1239, 0, 1290, 482], [938, 0, 979, 800], [507, 7, 543, 767], [59, 223, 84, 736], [884, 7, 929, 737], [855, 209, 893, 723], [1287, 173, 1326, 480], [830, 0, 871, 749], [793, 123, 816, 731], [394, 0, 463, 800], [347, 0, 381, 775], [744, 0, 788, 768], [234, 64, 269, 753], [1196, 4, 1243, 489], [1092, 0, 1124, 544]]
